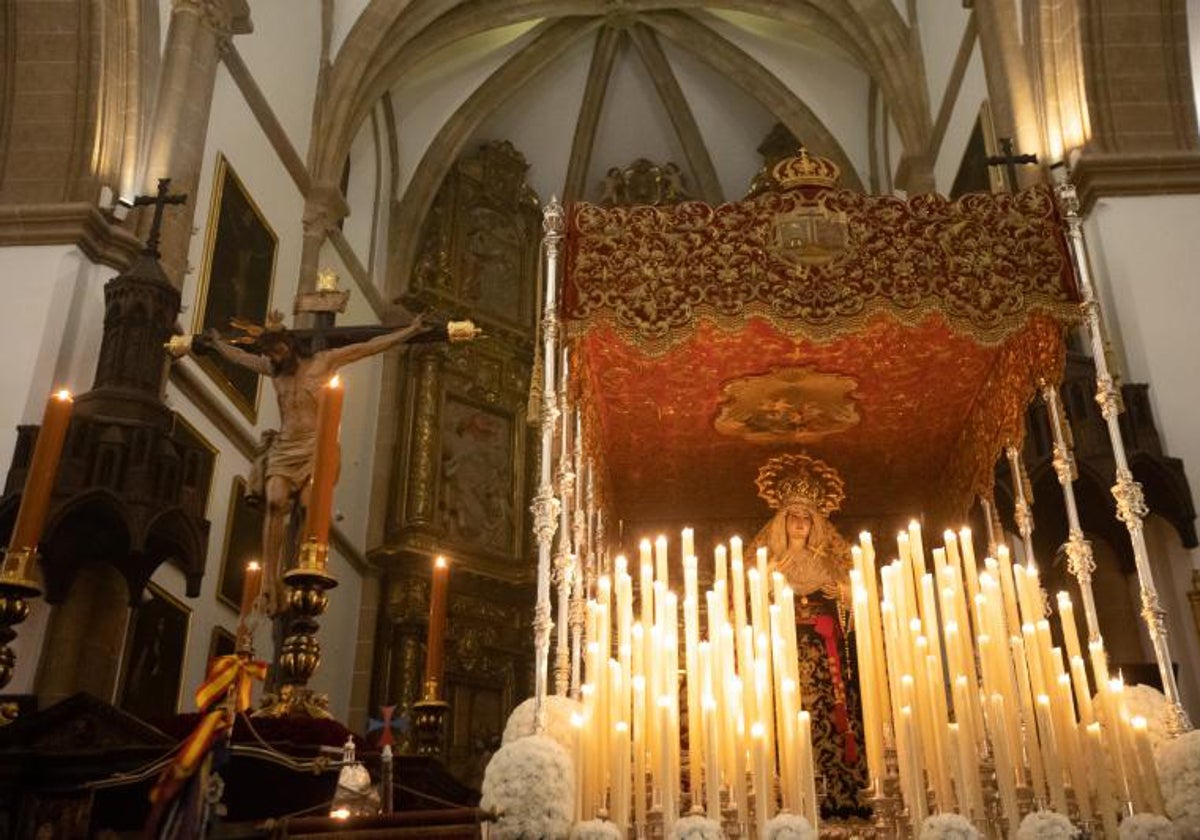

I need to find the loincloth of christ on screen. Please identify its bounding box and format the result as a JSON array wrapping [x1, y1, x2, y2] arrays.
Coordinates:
[[265, 429, 317, 489]]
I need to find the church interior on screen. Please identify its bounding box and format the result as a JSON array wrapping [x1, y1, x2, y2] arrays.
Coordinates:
[[2, 1, 1200, 838]]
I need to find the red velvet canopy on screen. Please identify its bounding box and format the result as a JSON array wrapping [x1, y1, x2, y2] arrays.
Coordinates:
[[562, 159, 1078, 532]]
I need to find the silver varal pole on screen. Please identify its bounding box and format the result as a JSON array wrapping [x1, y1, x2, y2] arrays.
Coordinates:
[[554, 347, 575, 696], [1041, 381, 1103, 644], [569, 433, 589, 699], [532, 197, 564, 731], [1057, 181, 1192, 733], [1006, 445, 1038, 570]]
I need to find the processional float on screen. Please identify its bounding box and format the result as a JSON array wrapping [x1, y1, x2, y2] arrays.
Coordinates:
[[526, 151, 1192, 838]]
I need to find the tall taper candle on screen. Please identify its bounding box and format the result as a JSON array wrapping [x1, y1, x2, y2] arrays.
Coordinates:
[[424, 555, 450, 695], [302, 376, 345, 552], [7, 389, 73, 559], [240, 560, 262, 620]]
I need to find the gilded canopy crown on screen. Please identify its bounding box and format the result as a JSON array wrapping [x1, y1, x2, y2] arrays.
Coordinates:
[[772, 149, 841, 190], [756, 453, 846, 515]]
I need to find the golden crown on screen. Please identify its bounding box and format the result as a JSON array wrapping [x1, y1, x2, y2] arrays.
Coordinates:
[[755, 453, 846, 515], [772, 149, 841, 190]]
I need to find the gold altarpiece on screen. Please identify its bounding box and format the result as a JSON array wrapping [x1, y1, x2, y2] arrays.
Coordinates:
[[369, 141, 542, 784]]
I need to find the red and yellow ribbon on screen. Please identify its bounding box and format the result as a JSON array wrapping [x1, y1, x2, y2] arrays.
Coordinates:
[[149, 655, 267, 806], [194, 654, 268, 713]]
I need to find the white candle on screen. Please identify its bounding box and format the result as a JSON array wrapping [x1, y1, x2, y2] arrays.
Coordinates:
[[655, 535, 669, 587], [659, 695, 675, 829], [751, 721, 772, 831], [1036, 694, 1069, 814], [632, 675, 647, 830], [1131, 716, 1165, 814]]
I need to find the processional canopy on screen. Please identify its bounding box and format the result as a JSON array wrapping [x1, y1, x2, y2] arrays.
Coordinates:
[[562, 152, 1080, 528]]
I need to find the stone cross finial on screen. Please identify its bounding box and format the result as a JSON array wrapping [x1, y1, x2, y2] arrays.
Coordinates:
[[132, 178, 188, 256]]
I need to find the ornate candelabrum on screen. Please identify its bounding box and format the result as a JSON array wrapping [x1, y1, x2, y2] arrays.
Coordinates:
[[0, 388, 73, 721], [412, 677, 451, 757], [0, 548, 41, 700], [259, 537, 338, 717]]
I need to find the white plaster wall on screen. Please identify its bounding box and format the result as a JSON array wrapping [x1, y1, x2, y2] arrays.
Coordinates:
[[0, 247, 112, 480], [933, 45, 987, 195], [0, 16, 378, 714], [331, 0, 372, 61], [474, 33, 590, 203], [704, 12, 872, 189], [0, 246, 112, 691], [1083, 194, 1200, 560], [1191, 0, 1200, 125], [661, 38, 777, 201], [343, 113, 383, 275], [227, 1, 322, 161], [390, 22, 537, 201], [1146, 516, 1200, 721], [916, 0, 970, 115]]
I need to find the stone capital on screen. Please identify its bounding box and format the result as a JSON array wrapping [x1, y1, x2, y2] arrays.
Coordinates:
[[301, 184, 351, 238], [173, 0, 253, 36], [893, 152, 936, 195]]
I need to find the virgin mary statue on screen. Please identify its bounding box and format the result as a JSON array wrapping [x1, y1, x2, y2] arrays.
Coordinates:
[[751, 453, 868, 817]]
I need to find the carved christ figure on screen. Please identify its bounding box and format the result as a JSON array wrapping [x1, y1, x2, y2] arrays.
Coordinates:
[[173, 313, 465, 614]]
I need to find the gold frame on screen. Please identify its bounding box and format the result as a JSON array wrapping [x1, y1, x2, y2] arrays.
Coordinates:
[[118, 581, 192, 717], [170, 412, 219, 513], [215, 474, 264, 612], [192, 152, 279, 422], [208, 625, 237, 662]]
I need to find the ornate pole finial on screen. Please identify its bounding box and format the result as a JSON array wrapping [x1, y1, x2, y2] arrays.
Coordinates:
[[132, 178, 188, 257]]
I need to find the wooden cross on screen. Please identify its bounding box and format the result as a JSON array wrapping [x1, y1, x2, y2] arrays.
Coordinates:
[[985, 137, 1039, 193], [132, 178, 188, 257], [289, 273, 442, 354]]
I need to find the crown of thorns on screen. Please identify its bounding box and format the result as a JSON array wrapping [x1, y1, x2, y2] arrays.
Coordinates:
[[755, 453, 846, 515], [228, 310, 289, 346]]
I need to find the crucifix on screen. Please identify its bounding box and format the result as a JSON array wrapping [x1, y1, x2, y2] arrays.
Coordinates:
[[168, 270, 478, 619], [985, 137, 1039, 193], [132, 178, 188, 257]]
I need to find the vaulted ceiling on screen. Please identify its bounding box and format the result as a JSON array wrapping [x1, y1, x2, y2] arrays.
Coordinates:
[[317, 2, 934, 299]]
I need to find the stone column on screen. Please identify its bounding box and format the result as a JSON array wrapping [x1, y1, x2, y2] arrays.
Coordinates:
[[403, 348, 443, 529], [975, 0, 1045, 187], [142, 0, 251, 287], [298, 184, 350, 293]]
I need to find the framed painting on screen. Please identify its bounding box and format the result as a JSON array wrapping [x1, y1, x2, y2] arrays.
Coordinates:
[[118, 583, 191, 721], [208, 625, 237, 662], [193, 153, 278, 421], [437, 394, 519, 556], [170, 413, 217, 514], [950, 102, 1005, 198], [217, 475, 265, 611]]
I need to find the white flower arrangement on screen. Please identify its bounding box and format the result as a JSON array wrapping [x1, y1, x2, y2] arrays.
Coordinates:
[[1093, 685, 1174, 751], [764, 811, 817, 840], [1015, 810, 1079, 840], [1156, 729, 1200, 837], [1118, 813, 1180, 840], [668, 813, 726, 839], [502, 695, 584, 757], [480, 734, 574, 840], [570, 816, 622, 840], [919, 813, 982, 839]]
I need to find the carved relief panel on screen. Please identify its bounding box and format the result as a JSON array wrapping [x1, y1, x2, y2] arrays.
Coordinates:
[[408, 140, 542, 337], [370, 141, 542, 785]]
